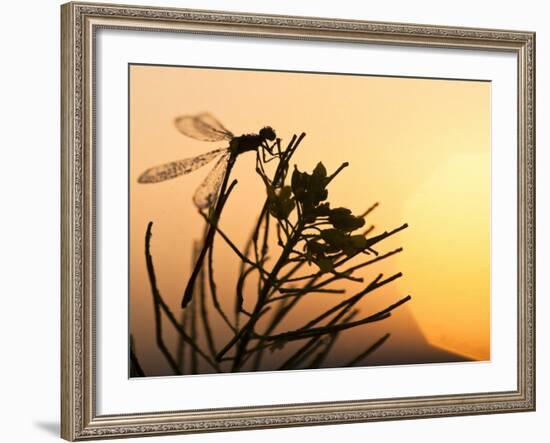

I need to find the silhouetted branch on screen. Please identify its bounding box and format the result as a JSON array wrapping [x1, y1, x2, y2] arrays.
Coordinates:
[[268, 288, 345, 303], [236, 133, 306, 318], [301, 272, 404, 330], [206, 224, 235, 333], [360, 202, 379, 218], [326, 162, 349, 184], [146, 225, 181, 375], [346, 333, 391, 366], [145, 222, 220, 372], [190, 287, 198, 375], [250, 297, 292, 371], [176, 302, 188, 373], [228, 218, 307, 369], [254, 297, 411, 343], [307, 310, 358, 369], [130, 335, 146, 377], [277, 277, 407, 371], [199, 209, 271, 281], [199, 249, 217, 358], [204, 180, 239, 333], [275, 248, 404, 302], [235, 264, 258, 317]]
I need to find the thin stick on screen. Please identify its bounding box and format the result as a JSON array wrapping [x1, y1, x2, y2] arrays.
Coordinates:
[[271, 296, 409, 371], [277, 273, 403, 371], [152, 286, 181, 374], [273, 248, 403, 301], [253, 266, 324, 365], [363, 225, 375, 236], [206, 220, 236, 333], [203, 180, 239, 332], [227, 219, 306, 369], [360, 202, 379, 218], [145, 222, 220, 372], [256, 307, 398, 342], [346, 333, 391, 366], [238, 134, 301, 274], [199, 248, 217, 358], [235, 264, 257, 316], [268, 288, 345, 303], [307, 310, 358, 369], [261, 210, 271, 261], [301, 273, 403, 331], [275, 225, 406, 286], [129, 335, 146, 377], [176, 297, 188, 373], [190, 288, 198, 374], [199, 210, 271, 279], [177, 239, 201, 372], [182, 153, 238, 308], [233, 134, 305, 326], [144, 225, 182, 375], [248, 297, 292, 371], [217, 137, 308, 364]]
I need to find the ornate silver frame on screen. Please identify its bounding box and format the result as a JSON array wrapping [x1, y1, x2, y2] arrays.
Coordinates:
[[61, 2, 536, 440]]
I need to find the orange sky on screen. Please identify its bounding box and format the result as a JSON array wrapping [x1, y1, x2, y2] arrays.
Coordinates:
[[129, 64, 490, 375]]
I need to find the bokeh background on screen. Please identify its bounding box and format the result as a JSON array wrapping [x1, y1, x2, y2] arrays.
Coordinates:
[[129, 64, 490, 376]]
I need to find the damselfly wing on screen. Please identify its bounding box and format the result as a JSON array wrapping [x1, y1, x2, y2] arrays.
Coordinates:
[[138, 113, 237, 209], [175, 112, 234, 142], [192, 150, 231, 208]]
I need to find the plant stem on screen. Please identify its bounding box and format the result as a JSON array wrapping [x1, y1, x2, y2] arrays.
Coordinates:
[[182, 153, 237, 308], [217, 219, 305, 366], [235, 133, 306, 321], [346, 333, 391, 366], [130, 335, 146, 377], [145, 222, 220, 372]]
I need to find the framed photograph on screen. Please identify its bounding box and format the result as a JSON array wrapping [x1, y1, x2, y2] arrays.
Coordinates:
[[61, 1, 535, 440]]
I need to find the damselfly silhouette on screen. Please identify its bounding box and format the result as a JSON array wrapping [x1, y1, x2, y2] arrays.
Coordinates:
[[138, 113, 278, 308]]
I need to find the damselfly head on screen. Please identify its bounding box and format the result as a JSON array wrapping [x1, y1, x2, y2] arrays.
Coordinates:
[[259, 126, 276, 141]]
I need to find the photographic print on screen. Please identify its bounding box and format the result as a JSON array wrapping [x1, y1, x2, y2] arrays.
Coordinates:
[[61, 5, 535, 438], [129, 64, 490, 377]]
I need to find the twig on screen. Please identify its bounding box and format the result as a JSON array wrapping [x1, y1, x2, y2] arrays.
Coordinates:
[[307, 310, 358, 369], [233, 133, 306, 327], [146, 226, 182, 376], [235, 264, 257, 316], [199, 254, 217, 358], [359, 202, 379, 218], [176, 281, 189, 373], [277, 274, 403, 370], [206, 222, 236, 333], [326, 162, 349, 184], [145, 222, 220, 372], [301, 272, 403, 330], [190, 287, 198, 374], [199, 210, 271, 280], [203, 180, 238, 333], [238, 134, 304, 275], [268, 288, 345, 303], [227, 219, 306, 369], [182, 154, 238, 308], [346, 333, 391, 366], [130, 335, 146, 377], [255, 300, 410, 343], [250, 297, 291, 371], [178, 240, 198, 373], [217, 135, 308, 364], [363, 225, 375, 236], [276, 248, 403, 300]]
